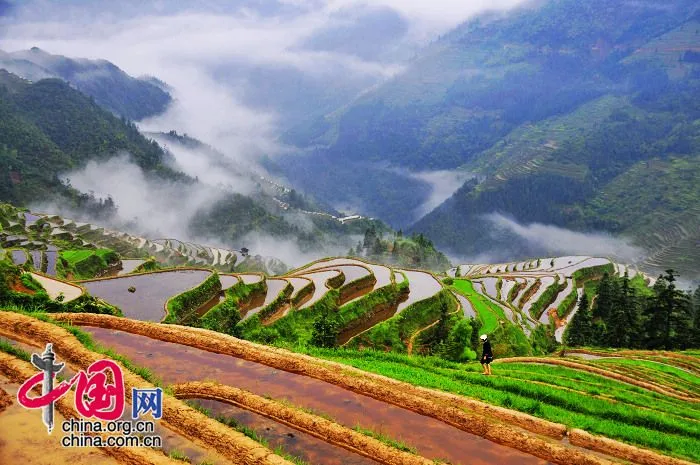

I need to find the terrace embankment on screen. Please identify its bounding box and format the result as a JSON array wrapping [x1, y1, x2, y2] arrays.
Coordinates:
[[174, 381, 433, 465], [496, 357, 699, 402], [0, 354, 181, 465], [0, 312, 294, 465], [77, 325, 547, 465], [48, 314, 649, 465]]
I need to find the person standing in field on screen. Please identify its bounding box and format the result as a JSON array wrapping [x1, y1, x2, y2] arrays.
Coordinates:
[[480, 334, 493, 375]]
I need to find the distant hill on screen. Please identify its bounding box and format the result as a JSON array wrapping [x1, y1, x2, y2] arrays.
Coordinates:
[[0, 47, 171, 120], [0, 70, 181, 206], [0, 74, 441, 265], [280, 0, 700, 277]]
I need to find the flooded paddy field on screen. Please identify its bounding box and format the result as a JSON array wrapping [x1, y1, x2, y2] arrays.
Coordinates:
[[81, 326, 547, 465], [82, 270, 212, 321]]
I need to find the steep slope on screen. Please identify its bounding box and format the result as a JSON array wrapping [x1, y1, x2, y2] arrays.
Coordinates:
[[0, 71, 368, 258], [0, 47, 171, 120], [280, 1, 700, 278], [412, 31, 700, 277], [0, 69, 180, 206]]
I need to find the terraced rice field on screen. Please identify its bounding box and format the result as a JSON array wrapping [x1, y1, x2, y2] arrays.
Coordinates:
[[117, 259, 145, 276], [293, 270, 342, 309], [299, 258, 392, 289], [10, 249, 27, 266], [81, 270, 213, 321], [219, 274, 240, 290], [45, 249, 58, 276], [239, 273, 264, 285], [2, 305, 698, 465], [396, 270, 442, 313], [72, 324, 547, 465], [29, 273, 83, 302], [286, 277, 313, 301], [242, 278, 289, 320]]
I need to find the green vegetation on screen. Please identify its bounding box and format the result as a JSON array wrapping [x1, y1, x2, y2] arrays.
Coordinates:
[[556, 287, 578, 318], [0, 70, 185, 207], [348, 227, 451, 272], [452, 280, 501, 333], [0, 337, 31, 362], [529, 277, 564, 319], [0, 257, 119, 315], [168, 450, 190, 462], [566, 271, 700, 350], [349, 290, 457, 353], [301, 346, 700, 462], [60, 248, 119, 279], [164, 272, 221, 325], [353, 425, 417, 454], [199, 297, 242, 337]]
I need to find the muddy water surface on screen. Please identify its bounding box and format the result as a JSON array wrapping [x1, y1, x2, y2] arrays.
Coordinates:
[[82, 327, 547, 465], [303, 259, 391, 289], [45, 249, 58, 276], [286, 277, 312, 300], [82, 270, 212, 321], [219, 274, 239, 290], [117, 259, 145, 276], [296, 271, 341, 309], [243, 279, 288, 320], [396, 270, 442, 313], [10, 250, 27, 265], [189, 398, 379, 465]]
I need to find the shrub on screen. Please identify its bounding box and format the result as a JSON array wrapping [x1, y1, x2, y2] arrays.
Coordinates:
[[199, 298, 242, 336], [165, 272, 221, 325]]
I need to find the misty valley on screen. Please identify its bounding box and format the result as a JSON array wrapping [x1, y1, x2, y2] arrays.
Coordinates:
[[0, 1, 699, 465]]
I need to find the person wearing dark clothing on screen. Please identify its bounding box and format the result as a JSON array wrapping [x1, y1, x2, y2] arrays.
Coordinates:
[[480, 334, 493, 375]]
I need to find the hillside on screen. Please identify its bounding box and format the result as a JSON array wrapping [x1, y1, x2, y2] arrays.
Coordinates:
[[1, 236, 699, 464], [0, 72, 400, 261], [280, 0, 700, 277], [0, 47, 171, 120], [0, 69, 181, 205]]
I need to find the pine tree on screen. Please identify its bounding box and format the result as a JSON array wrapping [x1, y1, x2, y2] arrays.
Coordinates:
[[469, 317, 482, 352], [311, 312, 340, 348], [643, 270, 693, 349], [593, 273, 614, 321], [607, 273, 640, 348], [566, 292, 592, 347], [434, 300, 451, 345]]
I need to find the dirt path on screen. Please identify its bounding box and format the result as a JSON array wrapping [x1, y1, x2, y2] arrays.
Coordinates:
[[406, 308, 461, 355], [0, 313, 293, 465], [30, 273, 83, 302]]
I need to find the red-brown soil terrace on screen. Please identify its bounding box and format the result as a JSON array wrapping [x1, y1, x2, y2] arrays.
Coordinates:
[[46, 312, 696, 465], [0, 312, 293, 465]]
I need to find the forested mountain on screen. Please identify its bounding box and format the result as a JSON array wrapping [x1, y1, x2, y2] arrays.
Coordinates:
[[0, 70, 310, 250], [0, 71, 445, 268], [0, 48, 171, 120], [280, 0, 700, 277], [0, 70, 181, 205]]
